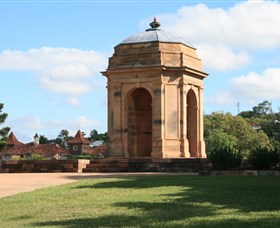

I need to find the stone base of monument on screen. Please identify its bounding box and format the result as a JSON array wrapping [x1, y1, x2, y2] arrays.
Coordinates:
[[82, 157, 213, 173]]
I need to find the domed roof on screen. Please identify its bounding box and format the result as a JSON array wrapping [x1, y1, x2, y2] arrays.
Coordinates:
[[119, 18, 193, 47]]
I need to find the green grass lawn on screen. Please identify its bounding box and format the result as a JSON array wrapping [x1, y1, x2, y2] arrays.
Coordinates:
[[0, 176, 280, 228]]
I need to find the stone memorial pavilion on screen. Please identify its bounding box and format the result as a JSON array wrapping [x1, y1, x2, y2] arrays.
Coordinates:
[[102, 18, 208, 159]]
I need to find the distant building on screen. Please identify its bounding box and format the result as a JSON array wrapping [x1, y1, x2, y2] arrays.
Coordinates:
[[68, 130, 106, 157], [1, 132, 69, 160], [67, 130, 91, 155], [1, 130, 106, 161]]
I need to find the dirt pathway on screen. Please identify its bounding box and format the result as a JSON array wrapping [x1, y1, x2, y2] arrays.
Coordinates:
[[0, 172, 195, 198]]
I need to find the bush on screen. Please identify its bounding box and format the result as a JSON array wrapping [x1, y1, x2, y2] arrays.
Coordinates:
[[68, 153, 98, 160], [208, 145, 242, 170], [30, 154, 49, 160], [11, 155, 22, 161], [248, 147, 279, 170]]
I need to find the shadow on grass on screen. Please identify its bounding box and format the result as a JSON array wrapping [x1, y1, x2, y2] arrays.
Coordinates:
[[76, 176, 280, 212], [33, 176, 280, 227], [33, 215, 280, 228]]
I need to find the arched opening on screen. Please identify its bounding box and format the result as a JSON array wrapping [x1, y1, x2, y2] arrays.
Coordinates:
[[126, 88, 152, 157], [187, 89, 198, 157]]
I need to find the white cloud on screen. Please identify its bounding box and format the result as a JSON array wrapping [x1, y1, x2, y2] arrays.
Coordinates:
[[64, 97, 81, 107], [9, 115, 101, 141], [206, 91, 235, 104], [39, 77, 92, 96], [48, 116, 100, 137], [160, 1, 280, 50], [150, 1, 280, 71], [77, 116, 99, 129], [196, 44, 249, 71], [0, 47, 107, 103], [231, 68, 280, 100], [12, 116, 46, 131]]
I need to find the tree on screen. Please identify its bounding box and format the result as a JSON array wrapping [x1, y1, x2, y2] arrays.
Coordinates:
[[39, 135, 50, 144], [55, 129, 72, 149], [88, 129, 108, 142], [252, 100, 272, 115], [0, 103, 10, 151], [89, 129, 99, 142], [205, 112, 271, 157], [239, 100, 280, 145], [239, 101, 273, 118]]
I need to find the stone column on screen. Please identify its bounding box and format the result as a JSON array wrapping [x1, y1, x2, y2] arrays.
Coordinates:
[[110, 82, 124, 157], [180, 81, 190, 158], [198, 87, 206, 158], [151, 82, 164, 157]]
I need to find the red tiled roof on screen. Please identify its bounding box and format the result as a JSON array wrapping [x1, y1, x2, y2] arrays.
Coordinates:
[[7, 132, 24, 146], [2, 144, 70, 157], [88, 145, 106, 155], [67, 130, 90, 144]]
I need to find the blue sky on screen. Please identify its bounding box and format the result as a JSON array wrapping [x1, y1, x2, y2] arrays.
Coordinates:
[[0, 0, 280, 142]]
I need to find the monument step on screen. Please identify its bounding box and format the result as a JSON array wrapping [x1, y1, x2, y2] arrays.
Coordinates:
[[83, 167, 129, 172], [83, 157, 129, 172]]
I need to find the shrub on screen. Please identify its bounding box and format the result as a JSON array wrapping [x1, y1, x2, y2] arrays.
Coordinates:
[[30, 154, 49, 160], [208, 145, 242, 170], [11, 155, 22, 161], [248, 147, 279, 170], [68, 153, 98, 160]]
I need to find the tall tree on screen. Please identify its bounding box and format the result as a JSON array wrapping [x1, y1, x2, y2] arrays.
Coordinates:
[[205, 112, 271, 157], [0, 103, 10, 151], [252, 100, 272, 115], [39, 135, 50, 144], [88, 129, 108, 142], [55, 129, 72, 149], [239, 100, 280, 144], [89, 129, 99, 142]]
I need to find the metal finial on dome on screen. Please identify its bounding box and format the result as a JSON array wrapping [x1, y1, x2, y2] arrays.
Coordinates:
[[146, 17, 160, 31]]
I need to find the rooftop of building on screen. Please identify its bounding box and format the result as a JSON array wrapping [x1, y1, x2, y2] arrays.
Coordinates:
[[67, 130, 91, 145], [2, 143, 69, 157], [119, 18, 193, 48], [7, 132, 24, 146]]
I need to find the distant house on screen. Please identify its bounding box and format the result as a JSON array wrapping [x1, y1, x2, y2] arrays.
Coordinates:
[[251, 123, 261, 131], [88, 144, 106, 158], [67, 130, 91, 155], [1, 132, 69, 160]]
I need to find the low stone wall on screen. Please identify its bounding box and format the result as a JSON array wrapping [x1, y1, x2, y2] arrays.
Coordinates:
[[128, 158, 213, 172], [0, 159, 90, 173]]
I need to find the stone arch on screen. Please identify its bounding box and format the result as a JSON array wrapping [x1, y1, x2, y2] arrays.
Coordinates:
[[125, 88, 152, 157], [187, 89, 198, 157]]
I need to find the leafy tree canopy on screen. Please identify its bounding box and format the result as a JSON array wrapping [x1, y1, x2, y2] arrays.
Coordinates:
[[0, 103, 10, 151], [205, 112, 271, 157], [238, 100, 280, 141]]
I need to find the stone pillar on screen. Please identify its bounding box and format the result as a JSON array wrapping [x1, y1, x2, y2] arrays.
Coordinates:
[[151, 82, 164, 157], [109, 83, 124, 157], [199, 87, 206, 158]]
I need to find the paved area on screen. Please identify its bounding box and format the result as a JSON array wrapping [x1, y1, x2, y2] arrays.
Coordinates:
[[0, 172, 196, 198]]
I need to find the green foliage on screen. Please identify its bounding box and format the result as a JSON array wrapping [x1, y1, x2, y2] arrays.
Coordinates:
[[252, 100, 272, 116], [39, 135, 50, 144], [239, 100, 280, 141], [68, 153, 97, 160], [206, 129, 236, 154], [52, 129, 73, 149], [11, 155, 22, 161], [205, 112, 271, 158], [248, 147, 279, 170], [30, 154, 49, 160], [88, 129, 108, 142], [0, 103, 10, 151], [208, 145, 242, 170]]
